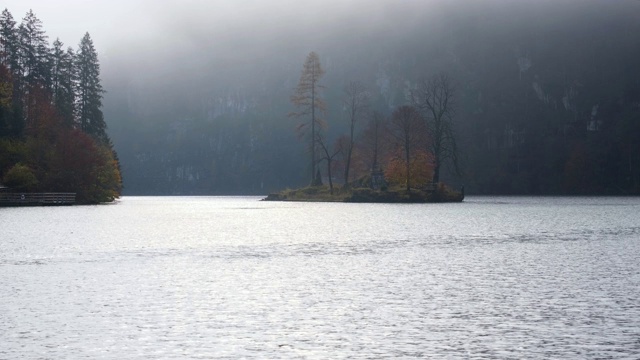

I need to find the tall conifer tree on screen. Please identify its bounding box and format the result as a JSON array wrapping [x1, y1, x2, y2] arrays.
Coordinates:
[[18, 10, 50, 89], [17, 10, 51, 132], [0, 9, 20, 73], [51, 39, 75, 127], [75, 32, 106, 142], [0, 9, 22, 136]]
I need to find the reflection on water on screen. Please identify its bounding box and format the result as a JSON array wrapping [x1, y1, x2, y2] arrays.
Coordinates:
[[1, 196, 640, 358]]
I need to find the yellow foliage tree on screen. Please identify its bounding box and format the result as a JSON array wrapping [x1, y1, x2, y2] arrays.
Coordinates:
[[384, 149, 433, 189]]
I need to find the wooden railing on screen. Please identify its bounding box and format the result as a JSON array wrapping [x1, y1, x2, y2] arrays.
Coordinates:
[[0, 192, 76, 206]]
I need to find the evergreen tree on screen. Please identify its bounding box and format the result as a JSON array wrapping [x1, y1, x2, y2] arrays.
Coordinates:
[[0, 9, 20, 73], [18, 10, 50, 89], [50, 38, 63, 100], [17, 10, 51, 132], [0, 9, 23, 137], [51, 39, 75, 127], [75, 32, 106, 142], [0, 62, 13, 137]]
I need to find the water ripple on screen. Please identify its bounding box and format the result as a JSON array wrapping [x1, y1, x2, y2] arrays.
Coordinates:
[[1, 196, 640, 359]]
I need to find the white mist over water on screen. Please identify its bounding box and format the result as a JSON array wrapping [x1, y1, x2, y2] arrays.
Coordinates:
[[1, 196, 639, 358]]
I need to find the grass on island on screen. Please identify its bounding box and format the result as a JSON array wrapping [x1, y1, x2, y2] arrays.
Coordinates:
[[263, 183, 464, 203]]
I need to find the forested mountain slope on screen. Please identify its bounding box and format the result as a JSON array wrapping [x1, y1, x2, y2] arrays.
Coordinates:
[[103, 1, 640, 195]]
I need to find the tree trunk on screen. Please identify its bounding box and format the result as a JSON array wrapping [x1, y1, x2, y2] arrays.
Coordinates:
[[344, 144, 353, 187], [433, 161, 441, 184], [327, 159, 334, 194], [310, 84, 316, 185], [405, 145, 411, 192]]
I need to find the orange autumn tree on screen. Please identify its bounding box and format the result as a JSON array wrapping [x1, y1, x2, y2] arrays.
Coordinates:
[[385, 105, 428, 192], [351, 111, 388, 181], [20, 86, 122, 203], [47, 128, 122, 203], [385, 149, 433, 190], [23, 86, 60, 185]]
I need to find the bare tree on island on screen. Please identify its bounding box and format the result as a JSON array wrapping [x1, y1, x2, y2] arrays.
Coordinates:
[[411, 74, 460, 184], [360, 111, 386, 172], [342, 81, 369, 187], [290, 52, 326, 186], [316, 133, 344, 195]]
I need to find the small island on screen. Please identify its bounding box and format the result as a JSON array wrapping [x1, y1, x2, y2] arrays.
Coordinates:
[[268, 53, 464, 204], [264, 183, 464, 203]]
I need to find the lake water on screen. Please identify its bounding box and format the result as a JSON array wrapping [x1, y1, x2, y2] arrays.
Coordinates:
[[1, 196, 639, 359]]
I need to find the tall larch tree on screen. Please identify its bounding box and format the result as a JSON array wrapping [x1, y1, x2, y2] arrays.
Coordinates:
[[76, 32, 106, 142], [290, 51, 326, 185]]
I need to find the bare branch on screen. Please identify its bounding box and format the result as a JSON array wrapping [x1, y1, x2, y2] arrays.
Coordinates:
[[410, 73, 459, 183]]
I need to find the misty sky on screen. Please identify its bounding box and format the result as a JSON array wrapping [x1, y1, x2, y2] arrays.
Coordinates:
[[4, 1, 619, 63], [3, 0, 447, 88], [5, 0, 636, 92], [3, 0, 429, 55]]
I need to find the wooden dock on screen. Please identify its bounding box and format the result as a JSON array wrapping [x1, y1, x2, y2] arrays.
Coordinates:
[[0, 192, 76, 206]]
